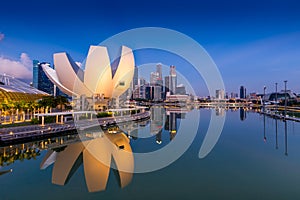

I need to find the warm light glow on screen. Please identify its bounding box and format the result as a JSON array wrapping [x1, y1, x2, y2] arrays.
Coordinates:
[[42, 45, 135, 98]]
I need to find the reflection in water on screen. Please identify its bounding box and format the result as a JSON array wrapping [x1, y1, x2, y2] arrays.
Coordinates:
[[40, 132, 133, 192], [215, 107, 225, 116], [156, 130, 162, 144], [0, 108, 299, 198], [164, 108, 186, 142], [0, 169, 12, 176], [240, 108, 246, 121], [263, 114, 267, 142], [284, 120, 288, 156], [275, 118, 278, 149], [262, 114, 289, 156]]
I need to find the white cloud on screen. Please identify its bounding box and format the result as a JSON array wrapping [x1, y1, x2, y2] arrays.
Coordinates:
[[0, 33, 4, 41], [0, 53, 32, 80]]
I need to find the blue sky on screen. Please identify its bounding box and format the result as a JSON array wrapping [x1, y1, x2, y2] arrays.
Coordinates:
[[0, 0, 300, 96]]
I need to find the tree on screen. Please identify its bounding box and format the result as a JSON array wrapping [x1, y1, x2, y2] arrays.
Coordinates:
[[55, 96, 69, 111]]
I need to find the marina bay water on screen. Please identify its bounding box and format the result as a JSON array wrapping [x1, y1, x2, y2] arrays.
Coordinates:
[[1, 108, 300, 200]]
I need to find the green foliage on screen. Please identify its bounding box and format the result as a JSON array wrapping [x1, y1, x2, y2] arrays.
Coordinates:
[[0, 122, 32, 128], [42, 116, 56, 124], [0, 149, 40, 167], [96, 112, 112, 118], [31, 118, 39, 124]]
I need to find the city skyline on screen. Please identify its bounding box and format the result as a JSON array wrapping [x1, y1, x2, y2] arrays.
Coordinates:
[[0, 0, 300, 96]]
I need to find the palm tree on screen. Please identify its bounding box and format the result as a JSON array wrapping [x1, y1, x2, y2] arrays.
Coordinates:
[[55, 96, 69, 111], [7, 101, 15, 123], [1, 101, 8, 123], [17, 100, 27, 121], [0, 103, 3, 124], [15, 101, 22, 122]]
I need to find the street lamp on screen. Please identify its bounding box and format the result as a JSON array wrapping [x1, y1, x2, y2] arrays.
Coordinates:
[[263, 86, 266, 112], [284, 80, 287, 117], [275, 82, 278, 108]]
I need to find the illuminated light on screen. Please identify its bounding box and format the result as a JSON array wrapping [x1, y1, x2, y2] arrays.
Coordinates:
[[171, 130, 176, 134], [48, 127, 51, 130], [9, 131, 13, 135], [156, 140, 162, 144]]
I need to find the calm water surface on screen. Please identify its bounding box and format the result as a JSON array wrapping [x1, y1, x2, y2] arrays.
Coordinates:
[[1, 108, 300, 200]]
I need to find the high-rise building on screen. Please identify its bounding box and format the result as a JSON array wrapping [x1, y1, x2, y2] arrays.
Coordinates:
[[133, 66, 138, 87], [133, 77, 146, 99], [240, 86, 246, 99], [156, 63, 163, 85], [145, 85, 162, 101], [156, 63, 163, 99], [230, 92, 238, 99], [170, 65, 177, 95], [216, 89, 225, 99], [170, 65, 176, 76], [150, 72, 159, 85], [33, 60, 68, 97], [145, 84, 153, 100], [32, 60, 54, 95], [164, 65, 177, 97], [32, 60, 39, 89], [164, 75, 170, 98], [176, 84, 186, 95]]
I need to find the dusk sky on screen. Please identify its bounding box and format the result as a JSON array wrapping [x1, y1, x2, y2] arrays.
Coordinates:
[[0, 0, 300, 96]]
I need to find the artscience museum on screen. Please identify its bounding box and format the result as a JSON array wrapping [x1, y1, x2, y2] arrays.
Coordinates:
[[42, 45, 135, 110]]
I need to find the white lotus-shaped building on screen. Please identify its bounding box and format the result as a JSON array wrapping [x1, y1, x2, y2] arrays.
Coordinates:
[[42, 45, 134, 99]]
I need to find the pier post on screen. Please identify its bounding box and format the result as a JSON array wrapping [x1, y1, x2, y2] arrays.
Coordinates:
[[61, 115, 64, 124], [41, 116, 45, 126]]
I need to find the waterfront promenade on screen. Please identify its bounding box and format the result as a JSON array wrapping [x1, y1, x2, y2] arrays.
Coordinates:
[[0, 111, 151, 144]]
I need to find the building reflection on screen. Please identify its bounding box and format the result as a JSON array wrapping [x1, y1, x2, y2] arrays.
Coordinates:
[[215, 107, 225, 116], [240, 108, 247, 121], [40, 131, 134, 192], [165, 108, 186, 141], [150, 106, 164, 136]]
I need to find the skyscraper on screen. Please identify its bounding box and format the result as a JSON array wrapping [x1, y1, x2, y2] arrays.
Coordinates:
[[170, 65, 177, 95], [176, 84, 186, 95], [216, 89, 225, 99], [164, 65, 177, 97], [133, 66, 138, 88], [32, 60, 39, 89], [156, 63, 163, 99], [240, 86, 246, 99], [150, 72, 159, 85], [32, 60, 54, 95], [156, 64, 163, 85], [164, 75, 170, 98]]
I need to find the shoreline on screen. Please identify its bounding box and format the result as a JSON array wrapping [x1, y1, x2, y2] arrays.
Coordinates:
[[0, 111, 151, 145]]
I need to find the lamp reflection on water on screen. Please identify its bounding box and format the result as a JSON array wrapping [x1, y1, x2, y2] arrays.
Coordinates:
[[40, 131, 133, 192]]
